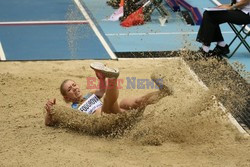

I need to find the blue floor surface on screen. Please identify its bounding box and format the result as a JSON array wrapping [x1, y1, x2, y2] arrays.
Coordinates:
[[0, 24, 110, 60], [82, 0, 250, 74], [0, 0, 83, 21], [0, 0, 249, 74], [0, 0, 111, 60]]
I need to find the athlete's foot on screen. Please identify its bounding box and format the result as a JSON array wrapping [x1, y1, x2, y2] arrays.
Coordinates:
[[90, 62, 120, 79], [151, 71, 173, 95]]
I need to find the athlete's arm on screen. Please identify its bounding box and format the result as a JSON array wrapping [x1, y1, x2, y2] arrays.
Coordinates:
[[44, 98, 56, 126]]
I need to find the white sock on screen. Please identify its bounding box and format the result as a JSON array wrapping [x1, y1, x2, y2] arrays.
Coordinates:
[[202, 45, 210, 53], [217, 41, 226, 47]]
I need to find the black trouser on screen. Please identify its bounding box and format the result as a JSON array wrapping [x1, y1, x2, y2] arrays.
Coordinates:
[[196, 10, 250, 46]]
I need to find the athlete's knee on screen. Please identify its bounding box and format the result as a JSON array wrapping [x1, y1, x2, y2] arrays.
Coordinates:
[[107, 78, 117, 89]]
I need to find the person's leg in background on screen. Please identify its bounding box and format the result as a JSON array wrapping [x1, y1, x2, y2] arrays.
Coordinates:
[[196, 10, 250, 56], [196, 11, 225, 56]]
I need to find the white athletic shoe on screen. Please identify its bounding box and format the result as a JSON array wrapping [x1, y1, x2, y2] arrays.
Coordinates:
[[90, 62, 119, 78]]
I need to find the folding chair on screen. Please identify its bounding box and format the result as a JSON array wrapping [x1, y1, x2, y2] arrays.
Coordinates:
[[227, 23, 250, 58]]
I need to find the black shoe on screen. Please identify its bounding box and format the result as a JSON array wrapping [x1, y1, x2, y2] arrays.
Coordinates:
[[197, 47, 226, 61], [212, 44, 230, 56]]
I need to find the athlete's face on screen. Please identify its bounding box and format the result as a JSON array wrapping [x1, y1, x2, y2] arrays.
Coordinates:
[[63, 80, 82, 102]]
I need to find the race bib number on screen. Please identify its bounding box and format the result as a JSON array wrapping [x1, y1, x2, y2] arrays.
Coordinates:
[[78, 94, 102, 114]]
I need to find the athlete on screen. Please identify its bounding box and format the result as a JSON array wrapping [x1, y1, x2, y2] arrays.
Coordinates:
[[44, 62, 172, 126]]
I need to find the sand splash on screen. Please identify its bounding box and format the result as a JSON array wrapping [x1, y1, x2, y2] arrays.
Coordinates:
[[65, 5, 80, 58], [181, 50, 249, 115], [129, 89, 242, 145], [41, 47, 249, 146], [50, 105, 144, 138], [49, 74, 245, 146], [65, 4, 91, 58]]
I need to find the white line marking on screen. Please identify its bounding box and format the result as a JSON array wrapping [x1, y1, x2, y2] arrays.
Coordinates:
[[0, 42, 6, 61], [106, 31, 234, 36], [73, 0, 117, 60], [0, 20, 88, 26]]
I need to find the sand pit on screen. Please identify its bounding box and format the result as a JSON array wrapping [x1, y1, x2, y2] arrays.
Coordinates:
[[0, 59, 250, 166]]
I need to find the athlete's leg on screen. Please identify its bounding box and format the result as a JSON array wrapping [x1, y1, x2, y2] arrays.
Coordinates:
[[120, 71, 173, 110], [119, 90, 166, 110], [90, 62, 122, 114], [101, 78, 123, 114]]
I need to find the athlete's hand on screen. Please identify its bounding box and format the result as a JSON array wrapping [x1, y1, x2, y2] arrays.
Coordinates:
[[45, 98, 56, 114], [44, 98, 56, 126]]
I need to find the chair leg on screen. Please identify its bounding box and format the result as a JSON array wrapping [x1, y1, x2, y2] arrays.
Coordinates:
[[228, 35, 246, 58], [240, 34, 250, 53], [227, 24, 250, 58], [228, 24, 245, 47]]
